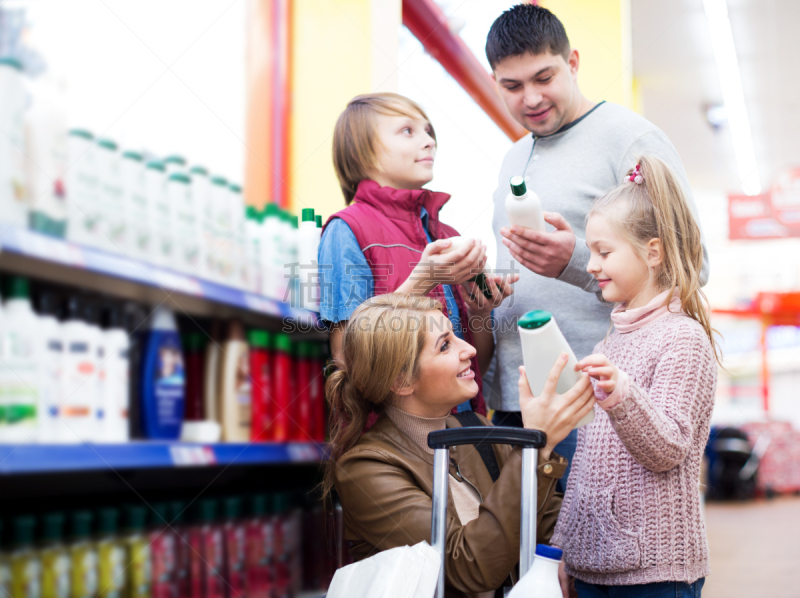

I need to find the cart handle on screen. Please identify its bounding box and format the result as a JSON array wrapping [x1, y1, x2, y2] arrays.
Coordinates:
[[427, 426, 546, 450], [428, 426, 546, 598]]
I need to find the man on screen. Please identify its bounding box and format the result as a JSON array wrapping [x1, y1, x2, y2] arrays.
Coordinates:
[[484, 4, 709, 489]]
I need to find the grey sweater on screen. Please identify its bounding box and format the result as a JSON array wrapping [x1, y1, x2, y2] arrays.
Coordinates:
[[488, 102, 708, 411]]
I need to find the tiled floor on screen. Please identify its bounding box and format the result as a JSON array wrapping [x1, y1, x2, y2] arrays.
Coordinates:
[[704, 496, 800, 598]]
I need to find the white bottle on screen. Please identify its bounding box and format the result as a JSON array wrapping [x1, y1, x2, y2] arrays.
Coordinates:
[[276, 210, 295, 303], [58, 298, 100, 443], [163, 154, 187, 177], [66, 129, 100, 247], [24, 78, 69, 238], [121, 151, 150, 262], [99, 307, 129, 443], [297, 208, 321, 310], [0, 57, 28, 231], [0, 277, 41, 443], [518, 310, 594, 428], [245, 206, 263, 294], [35, 292, 64, 444], [145, 160, 172, 267], [228, 183, 248, 290], [189, 166, 214, 280], [210, 175, 233, 284], [508, 545, 563, 598], [505, 176, 546, 233], [169, 172, 200, 274], [95, 138, 125, 252], [260, 203, 281, 298]]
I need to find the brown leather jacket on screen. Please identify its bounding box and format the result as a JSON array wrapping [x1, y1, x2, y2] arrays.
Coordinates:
[[335, 413, 567, 598]]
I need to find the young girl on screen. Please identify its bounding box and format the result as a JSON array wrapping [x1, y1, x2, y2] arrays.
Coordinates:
[[319, 92, 518, 414], [551, 156, 718, 597]]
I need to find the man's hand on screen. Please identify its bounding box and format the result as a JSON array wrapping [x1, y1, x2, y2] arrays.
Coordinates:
[[500, 212, 576, 278], [397, 238, 486, 296]]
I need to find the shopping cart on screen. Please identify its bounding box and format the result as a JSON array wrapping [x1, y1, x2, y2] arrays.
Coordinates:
[[427, 426, 547, 598]]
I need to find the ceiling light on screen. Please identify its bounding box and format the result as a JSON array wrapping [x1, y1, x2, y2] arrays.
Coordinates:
[[704, 0, 761, 195]]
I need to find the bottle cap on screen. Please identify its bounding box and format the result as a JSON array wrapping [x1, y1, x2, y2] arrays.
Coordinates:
[[291, 215, 299, 229], [13, 515, 36, 547], [146, 160, 165, 172], [5, 275, 29, 299], [71, 510, 93, 539], [189, 165, 209, 176], [264, 203, 279, 218], [97, 508, 120, 535], [229, 183, 242, 194], [509, 175, 527, 197], [170, 501, 186, 525], [183, 332, 207, 351], [163, 155, 186, 166], [295, 341, 315, 358], [150, 502, 170, 528], [250, 494, 268, 517], [246, 205, 258, 220], [42, 512, 65, 542], [302, 208, 315, 222], [273, 333, 292, 354], [272, 492, 291, 514], [168, 172, 191, 184], [123, 505, 146, 532], [211, 175, 228, 187], [316, 215, 322, 228], [0, 57, 23, 71], [535, 543, 563, 561], [68, 128, 94, 141], [122, 151, 143, 161], [247, 329, 271, 348], [97, 138, 118, 151], [194, 499, 217, 523], [223, 496, 242, 520], [518, 310, 552, 330]]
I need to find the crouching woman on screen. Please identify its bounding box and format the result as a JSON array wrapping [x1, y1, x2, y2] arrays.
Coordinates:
[[324, 294, 596, 598]]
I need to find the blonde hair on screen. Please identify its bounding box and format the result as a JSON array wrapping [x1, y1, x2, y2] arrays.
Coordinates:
[[322, 293, 443, 501], [332, 93, 437, 204], [589, 156, 720, 361]]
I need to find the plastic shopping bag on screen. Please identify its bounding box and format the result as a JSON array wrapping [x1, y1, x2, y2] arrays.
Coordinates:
[[327, 541, 441, 598]]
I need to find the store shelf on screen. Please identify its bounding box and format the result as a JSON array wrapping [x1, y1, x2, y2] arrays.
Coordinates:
[[0, 227, 320, 329], [0, 441, 326, 474]]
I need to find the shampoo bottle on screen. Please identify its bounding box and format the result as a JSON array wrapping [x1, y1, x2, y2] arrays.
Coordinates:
[[10, 515, 40, 598], [35, 292, 64, 443], [507, 544, 563, 598], [69, 511, 98, 598], [140, 307, 185, 440], [99, 306, 130, 443], [1, 276, 42, 443], [96, 508, 125, 598], [218, 321, 251, 442], [518, 310, 594, 428], [505, 176, 546, 233], [40, 512, 70, 598]]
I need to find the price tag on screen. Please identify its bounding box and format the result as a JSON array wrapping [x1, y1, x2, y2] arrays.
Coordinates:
[[287, 443, 321, 462], [152, 268, 203, 296], [170, 445, 217, 466]]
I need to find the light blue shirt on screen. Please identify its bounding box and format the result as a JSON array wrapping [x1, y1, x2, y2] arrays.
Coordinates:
[[318, 207, 471, 411]]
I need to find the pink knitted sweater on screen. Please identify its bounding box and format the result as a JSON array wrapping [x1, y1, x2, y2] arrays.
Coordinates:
[[551, 309, 717, 585]]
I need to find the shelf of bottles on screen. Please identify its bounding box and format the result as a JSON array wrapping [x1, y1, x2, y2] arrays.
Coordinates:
[[0, 226, 318, 327]]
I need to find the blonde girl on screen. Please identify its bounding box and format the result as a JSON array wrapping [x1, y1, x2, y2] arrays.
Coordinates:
[[551, 156, 718, 597]]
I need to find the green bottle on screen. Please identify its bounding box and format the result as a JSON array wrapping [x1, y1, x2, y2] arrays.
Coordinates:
[[69, 511, 97, 598], [40, 512, 70, 598], [96, 508, 125, 598], [122, 505, 151, 598], [11, 515, 41, 598]]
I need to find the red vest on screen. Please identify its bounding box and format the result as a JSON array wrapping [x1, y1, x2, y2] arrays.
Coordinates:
[[324, 180, 486, 414]]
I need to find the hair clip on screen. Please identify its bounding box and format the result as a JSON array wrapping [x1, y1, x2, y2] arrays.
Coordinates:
[[628, 164, 643, 185]]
